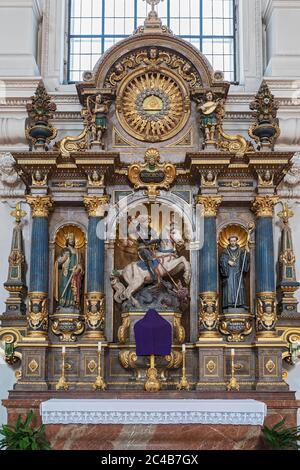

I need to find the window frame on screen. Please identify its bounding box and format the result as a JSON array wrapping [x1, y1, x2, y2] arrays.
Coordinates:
[[67, 0, 238, 84]]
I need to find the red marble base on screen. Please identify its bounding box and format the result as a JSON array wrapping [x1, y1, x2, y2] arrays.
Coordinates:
[[3, 391, 300, 450]]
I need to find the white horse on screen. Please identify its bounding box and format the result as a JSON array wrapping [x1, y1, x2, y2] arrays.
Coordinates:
[[111, 228, 191, 307]]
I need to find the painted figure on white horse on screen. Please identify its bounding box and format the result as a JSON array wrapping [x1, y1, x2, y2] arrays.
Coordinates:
[[111, 213, 191, 309]]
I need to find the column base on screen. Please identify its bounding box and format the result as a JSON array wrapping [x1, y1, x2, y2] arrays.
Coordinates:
[[198, 332, 223, 342], [84, 331, 106, 340], [22, 334, 48, 343], [256, 332, 280, 341]]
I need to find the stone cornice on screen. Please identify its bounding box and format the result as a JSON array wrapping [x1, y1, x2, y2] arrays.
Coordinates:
[[0, 0, 44, 20]]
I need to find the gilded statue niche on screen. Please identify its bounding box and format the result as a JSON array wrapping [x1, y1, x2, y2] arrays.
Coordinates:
[[51, 225, 86, 342], [218, 223, 255, 342]]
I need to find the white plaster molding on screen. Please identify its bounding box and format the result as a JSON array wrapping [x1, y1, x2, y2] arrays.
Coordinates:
[[0, 0, 44, 19], [41, 0, 66, 90], [40, 399, 267, 426], [263, 0, 300, 25], [238, 0, 264, 91], [0, 118, 28, 146]]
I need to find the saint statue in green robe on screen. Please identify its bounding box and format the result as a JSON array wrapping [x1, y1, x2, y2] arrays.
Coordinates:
[[219, 235, 250, 311], [55, 233, 84, 310]]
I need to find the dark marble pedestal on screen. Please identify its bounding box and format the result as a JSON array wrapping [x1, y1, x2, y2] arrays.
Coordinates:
[[3, 390, 299, 450]]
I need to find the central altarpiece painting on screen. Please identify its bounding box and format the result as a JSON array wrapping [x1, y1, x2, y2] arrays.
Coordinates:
[[1, 7, 300, 403]]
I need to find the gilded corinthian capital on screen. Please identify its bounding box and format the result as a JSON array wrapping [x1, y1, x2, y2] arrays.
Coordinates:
[[26, 196, 53, 217], [251, 195, 279, 217], [83, 195, 110, 217], [196, 196, 223, 216]]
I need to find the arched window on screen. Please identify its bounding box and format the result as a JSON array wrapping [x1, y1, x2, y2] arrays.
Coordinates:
[[68, 0, 236, 83]]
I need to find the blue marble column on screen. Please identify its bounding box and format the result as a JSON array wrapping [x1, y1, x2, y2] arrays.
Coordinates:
[[252, 196, 278, 337], [26, 196, 52, 339], [84, 196, 109, 340], [197, 196, 222, 339]]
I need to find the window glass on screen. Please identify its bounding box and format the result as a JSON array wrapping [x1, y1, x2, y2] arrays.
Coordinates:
[[68, 0, 236, 83]]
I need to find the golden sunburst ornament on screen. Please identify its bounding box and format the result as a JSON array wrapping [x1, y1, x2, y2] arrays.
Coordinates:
[[116, 69, 190, 142]]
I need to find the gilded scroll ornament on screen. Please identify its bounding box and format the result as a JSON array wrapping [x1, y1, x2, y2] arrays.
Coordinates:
[[218, 127, 253, 155], [128, 148, 176, 199], [173, 313, 185, 344], [26, 196, 53, 217], [219, 314, 253, 342], [51, 315, 85, 342], [106, 48, 201, 88], [251, 196, 279, 217], [117, 313, 131, 344]]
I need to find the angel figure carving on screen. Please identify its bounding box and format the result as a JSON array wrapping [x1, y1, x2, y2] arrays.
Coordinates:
[[87, 94, 110, 149], [197, 90, 224, 146]]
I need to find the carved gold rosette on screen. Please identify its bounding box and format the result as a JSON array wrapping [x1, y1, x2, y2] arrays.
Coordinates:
[[27, 292, 48, 338], [197, 196, 223, 217], [199, 292, 220, 338], [85, 292, 105, 339], [251, 196, 279, 217], [256, 292, 277, 336], [83, 195, 110, 217], [116, 68, 190, 142], [26, 196, 53, 217]]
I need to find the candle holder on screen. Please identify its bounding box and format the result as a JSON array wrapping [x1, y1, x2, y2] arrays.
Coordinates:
[[177, 347, 190, 390], [145, 354, 161, 392], [56, 349, 69, 391], [227, 350, 240, 391], [93, 348, 106, 391]]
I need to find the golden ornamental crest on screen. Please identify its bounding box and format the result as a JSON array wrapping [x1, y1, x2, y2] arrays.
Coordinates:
[[128, 148, 176, 199]]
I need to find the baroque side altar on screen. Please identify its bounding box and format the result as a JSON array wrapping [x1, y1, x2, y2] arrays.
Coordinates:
[[1, 6, 300, 450]]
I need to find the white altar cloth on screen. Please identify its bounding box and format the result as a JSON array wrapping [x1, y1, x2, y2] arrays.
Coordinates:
[[40, 399, 267, 426]]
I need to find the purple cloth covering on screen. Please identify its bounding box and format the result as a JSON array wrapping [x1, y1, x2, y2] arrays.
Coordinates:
[[134, 309, 172, 356]]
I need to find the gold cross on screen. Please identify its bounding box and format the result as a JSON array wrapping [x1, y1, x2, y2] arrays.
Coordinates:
[[11, 202, 27, 223], [143, 0, 164, 13]]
